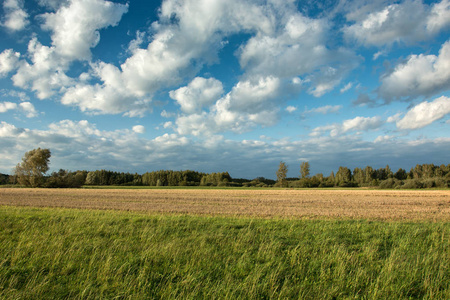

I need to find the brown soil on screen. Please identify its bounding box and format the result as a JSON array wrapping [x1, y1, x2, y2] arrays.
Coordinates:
[[1, 188, 449, 221]]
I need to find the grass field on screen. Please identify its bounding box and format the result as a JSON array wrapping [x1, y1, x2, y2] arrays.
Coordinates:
[[0, 188, 449, 299]]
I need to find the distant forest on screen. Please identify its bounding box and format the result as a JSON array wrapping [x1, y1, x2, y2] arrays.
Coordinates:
[[2, 163, 450, 189]]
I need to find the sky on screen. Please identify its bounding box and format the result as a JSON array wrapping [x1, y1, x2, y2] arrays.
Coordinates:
[[0, 0, 450, 179]]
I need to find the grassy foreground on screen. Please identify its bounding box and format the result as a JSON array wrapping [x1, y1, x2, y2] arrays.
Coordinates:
[[0, 206, 449, 299]]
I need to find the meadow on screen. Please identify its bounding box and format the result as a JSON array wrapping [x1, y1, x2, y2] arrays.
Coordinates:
[[0, 188, 449, 299]]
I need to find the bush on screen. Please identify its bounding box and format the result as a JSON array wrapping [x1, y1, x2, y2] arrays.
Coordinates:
[[401, 179, 424, 189], [379, 178, 396, 189]]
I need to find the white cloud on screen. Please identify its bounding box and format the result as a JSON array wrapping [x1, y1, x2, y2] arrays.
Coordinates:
[[0, 121, 24, 137], [0, 49, 20, 77], [311, 116, 384, 137], [1, 0, 29, 31], [374, 135, 394, 143], [19, 102, 38, 118], [12, 38, 73, 99], [427, 0, 450, 34], [0, 101, 17, 113], [340, 82, 353, 93], [373, 51, 384, 60], [169, 77, 223, 114], [0, 101, 37, 118], [5, 0, 129, 111], [342, 116, 383, 132], [132, 125, 145, 134], [379, 40, 450, 101], [396, 96, 450, 130], [286, 106, 297, 113], [344, 0, 450, 46], [40, 0, 128, 61]]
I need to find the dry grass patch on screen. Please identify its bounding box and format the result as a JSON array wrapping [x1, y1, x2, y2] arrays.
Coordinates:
[[1, 188, 449, 221]]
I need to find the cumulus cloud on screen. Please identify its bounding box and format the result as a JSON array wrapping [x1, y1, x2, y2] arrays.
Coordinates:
[[4, 0, 129, 111], [169, 77, 223, 113], [396, 96, 450, 130], [0, 101, 17, 113], [12, 38, 73, 99], [1, 0, 29, 31], [0, 49, 20, 77], [51, 0, 357, 115], [19, 102, 38, 118], [311, 116, 384, 137], [40, 0, 128, 61], [286, 106, 297, 113], [379, 40, 450, 101], [61, 62, 151, 116], [344, 0, 450, 46], [0, 101, 37, 118], [174, 75, 283, 136], [132, 125, 145, 134]]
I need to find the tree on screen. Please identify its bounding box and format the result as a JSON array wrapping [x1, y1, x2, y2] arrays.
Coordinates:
[[14, 148, 51, 187], [300, 161, 310, 179], [335, 166, 352, 187], [276, 161, 288, 187]]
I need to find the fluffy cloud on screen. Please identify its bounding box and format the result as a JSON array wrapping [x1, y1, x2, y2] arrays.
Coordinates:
[[40, 0, 128, 61], [132, 125, 145, 134], [396, 96, 450, 129], [5, 0, 128, 109], [174, 76, 282, 136], [19, 102, 38, 118], [286, 106, 297, 113], [169, 77, 223, 113], [55, 0, 357, 115], [0, 101, 37, 117], [0, 101, 17, 113], [344, 0, 450, 46], [311, 116, 384, 137], [379, 40, 450, 101], [1, 0, 29, 31], [0, 49, 20, 76], [61, 62, 151, 116]]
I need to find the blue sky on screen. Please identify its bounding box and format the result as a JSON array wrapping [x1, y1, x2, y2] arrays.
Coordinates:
[[1, 0, 450, 179]]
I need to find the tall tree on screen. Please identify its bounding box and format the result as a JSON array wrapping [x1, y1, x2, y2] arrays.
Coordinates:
[[14, 148, 51, 187], [300, 161, 310, 179], [276, 161, 288, 187]]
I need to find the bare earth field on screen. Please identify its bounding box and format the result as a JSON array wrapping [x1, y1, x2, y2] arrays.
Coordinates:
[[1, 188, 449, 221]]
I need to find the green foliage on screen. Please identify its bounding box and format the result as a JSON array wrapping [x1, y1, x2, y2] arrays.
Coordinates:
[[45, 170, 87, 188], [0, 173, 9, 185], [276, 161, 288, 187], [335, 166, 352, 187], [1, 207, 449, 299], [300, 161, 310, 179], [85, 170, 140, 186], [14, 148, 51, 187]]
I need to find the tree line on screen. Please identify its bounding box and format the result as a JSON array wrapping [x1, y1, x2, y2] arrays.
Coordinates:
[[3, 148, 450, 189], [276, 161, 450, 189]]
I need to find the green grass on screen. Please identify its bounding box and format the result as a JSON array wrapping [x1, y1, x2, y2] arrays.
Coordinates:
[[0, 206, 449, 299]]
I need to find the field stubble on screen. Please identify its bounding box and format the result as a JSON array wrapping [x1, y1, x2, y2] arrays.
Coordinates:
[[0, 188, 449, 221]]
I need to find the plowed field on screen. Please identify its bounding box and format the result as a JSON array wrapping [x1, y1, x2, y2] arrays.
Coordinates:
[[1, 188, 449, 221]]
